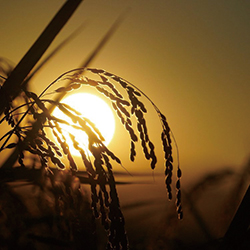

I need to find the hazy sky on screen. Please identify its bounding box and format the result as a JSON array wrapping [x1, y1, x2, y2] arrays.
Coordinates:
[[0, 0, 250, 182]]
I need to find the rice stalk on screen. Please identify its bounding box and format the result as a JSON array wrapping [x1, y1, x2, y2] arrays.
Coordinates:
[[36, 67, 183, 218], [2, 66, 182, 220], [0, 2, 182, 246]]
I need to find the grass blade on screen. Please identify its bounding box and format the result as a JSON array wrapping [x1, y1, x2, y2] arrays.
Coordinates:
[[25, 23, 86, 85], [0, 0, 82, 115], [50, 8, 130, 109], [80, 8, 130, 68]]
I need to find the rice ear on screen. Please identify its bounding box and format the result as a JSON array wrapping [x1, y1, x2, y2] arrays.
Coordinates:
[[4, 143, 17, 150], [84, 117, 105, 142]]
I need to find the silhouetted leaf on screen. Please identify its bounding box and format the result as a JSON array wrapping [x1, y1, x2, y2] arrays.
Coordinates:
[[0, 0, 82, 115]]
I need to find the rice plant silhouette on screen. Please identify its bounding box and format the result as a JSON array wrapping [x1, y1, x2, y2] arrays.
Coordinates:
[[0, 1, 182, 249]]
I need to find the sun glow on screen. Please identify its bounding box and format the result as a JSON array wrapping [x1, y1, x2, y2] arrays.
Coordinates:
[[52, 93, 115, 156]]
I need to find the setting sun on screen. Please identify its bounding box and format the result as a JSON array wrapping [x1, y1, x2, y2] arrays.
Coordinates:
[[52, 93, 115, 156]]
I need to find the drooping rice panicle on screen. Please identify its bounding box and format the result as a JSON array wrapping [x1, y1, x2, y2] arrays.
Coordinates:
[[1, 65, 182, 250], [44, 67, 183, 218]]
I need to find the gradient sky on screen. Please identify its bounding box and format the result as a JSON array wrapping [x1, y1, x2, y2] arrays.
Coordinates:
[[0, 0, 250, 183]]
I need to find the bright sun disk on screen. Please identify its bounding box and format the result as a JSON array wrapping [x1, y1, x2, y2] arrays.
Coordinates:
[[52, 93, 115, 156]]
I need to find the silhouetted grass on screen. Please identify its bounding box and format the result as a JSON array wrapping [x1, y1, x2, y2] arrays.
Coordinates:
[[2, 2, 249, 250], [0, 1, 182, 249]]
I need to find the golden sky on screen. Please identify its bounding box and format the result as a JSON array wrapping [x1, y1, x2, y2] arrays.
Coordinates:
[[0, 0, 250, 182]]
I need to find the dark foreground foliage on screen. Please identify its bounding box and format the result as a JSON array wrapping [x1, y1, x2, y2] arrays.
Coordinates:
[[0, 57, 183, 249], [0, 1, 182, 248]]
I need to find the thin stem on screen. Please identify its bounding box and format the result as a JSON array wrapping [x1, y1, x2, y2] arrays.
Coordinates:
[[39, 68, 84, 98], [0, 129, 15, 143], [0, 98, 36, 151], [0, 75, 7, 80]]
